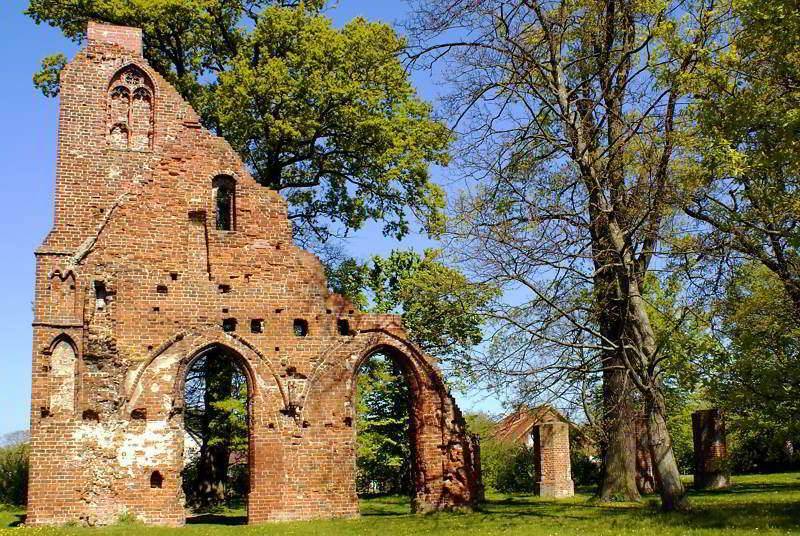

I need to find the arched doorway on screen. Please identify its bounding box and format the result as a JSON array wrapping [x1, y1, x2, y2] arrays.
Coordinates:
[[181, 344, 252, 524], [354, 346, 420, 514]]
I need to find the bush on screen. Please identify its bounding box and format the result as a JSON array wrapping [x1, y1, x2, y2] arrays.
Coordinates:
[[0, 443, 29, 506], [570, 450, 601, 487], [479, 439, 536, 493]]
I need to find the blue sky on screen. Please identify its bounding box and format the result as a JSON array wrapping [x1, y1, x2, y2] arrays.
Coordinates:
[[0, 1, 503, 436]]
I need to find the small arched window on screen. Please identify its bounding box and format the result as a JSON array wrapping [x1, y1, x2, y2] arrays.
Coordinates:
[[212, 175, 236, 231]]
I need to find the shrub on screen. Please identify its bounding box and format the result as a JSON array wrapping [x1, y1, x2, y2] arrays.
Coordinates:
[[0, 443, 29, 506]]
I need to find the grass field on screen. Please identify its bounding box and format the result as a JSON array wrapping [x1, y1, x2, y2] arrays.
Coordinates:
[[1, 472, 799, 535]]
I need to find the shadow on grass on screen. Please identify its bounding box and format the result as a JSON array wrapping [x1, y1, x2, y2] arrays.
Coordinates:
[[186, 513, 247, 525], [9, 513, 25, 527]]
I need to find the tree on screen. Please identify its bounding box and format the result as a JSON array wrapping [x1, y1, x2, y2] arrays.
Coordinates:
[[327, 248, 497, 368], [702, 263, 800, 471], [27, 1, 450, 244], [682, 0, 800, 317], [183, 351, 249, 507], [355, 353, 411, 495], [406, 0, 723, 510]]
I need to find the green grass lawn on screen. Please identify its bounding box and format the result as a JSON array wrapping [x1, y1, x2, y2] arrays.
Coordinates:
[[2, 472, 799, 535]]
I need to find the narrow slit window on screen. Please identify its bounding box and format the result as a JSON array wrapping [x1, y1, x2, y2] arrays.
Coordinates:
[[213, 175, 236, 231]]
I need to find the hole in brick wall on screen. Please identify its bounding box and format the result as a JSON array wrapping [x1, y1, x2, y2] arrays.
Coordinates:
[[153, 306, 160, 312], [218, 284, 231, 294], [82, 409, 100, 422], [222, 308, 229, 313], [156, 285, 168, 294], [222, 318, 237, 332], [41, 365, 50, 372], [213, 175, 236, 231], [250, 319, 264, 333], [337, 319, 350, 336], [302, 421, 310, 428], [293, 319, 309, 337], [131, 408, 147, 421], [150, 470, 164, 489], [348, 310, 354, 315], [343, 417, 353, 427], [170, 272, 179, 281], [275, 308, 283, 314], [268, 423, 275, 429], [275, 347, 280, 352], [147, 345, 153, 351], [286, 366, 297, 376], [276, 242, 282, 250], [94, 281, 108, 310], [40, 407, 51, 418], [326, 309, 332, 314]]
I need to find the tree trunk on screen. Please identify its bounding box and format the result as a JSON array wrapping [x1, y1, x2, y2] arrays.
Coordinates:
[[645, 391, 688, 511], [598, 355, 640, 502], [195, 352, 234, 506]]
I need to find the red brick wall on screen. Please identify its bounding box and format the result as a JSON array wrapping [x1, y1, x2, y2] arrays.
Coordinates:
[[692, 409, 730, 490], [532, 422, 574, 498], [27, 22, 480, 526]]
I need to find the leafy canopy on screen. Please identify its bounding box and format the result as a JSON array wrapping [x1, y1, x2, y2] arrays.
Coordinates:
[[327, 249, 497, 367]]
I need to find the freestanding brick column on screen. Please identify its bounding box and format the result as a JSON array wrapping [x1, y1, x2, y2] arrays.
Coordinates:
[[635, 415, 657, 494], [692, 409, 730, 489], [533, 421, 574, 498]]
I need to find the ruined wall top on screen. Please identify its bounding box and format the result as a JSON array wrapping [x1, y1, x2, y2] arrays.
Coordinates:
[[87, 22, 143, 55]]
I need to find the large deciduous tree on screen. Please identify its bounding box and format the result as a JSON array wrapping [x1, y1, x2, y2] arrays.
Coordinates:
[[406, 0, 723, 510], [682, 0, 800, 317], [27, 0, 450, 244]]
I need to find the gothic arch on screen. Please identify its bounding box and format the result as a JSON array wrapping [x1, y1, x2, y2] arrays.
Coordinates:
[[107, 64, 154, 150], [47, 334, 78, 416]]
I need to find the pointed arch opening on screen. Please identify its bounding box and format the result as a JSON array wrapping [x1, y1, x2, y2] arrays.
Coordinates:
[[181, 344, 251, 525], [353, 346, 420, 513]]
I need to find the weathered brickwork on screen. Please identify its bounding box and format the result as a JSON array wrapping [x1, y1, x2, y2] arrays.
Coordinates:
[[27, 22, 480, 527], [532, 422, 574, 499], [692, 409, 730, 490], [634, 414, 658, 495]]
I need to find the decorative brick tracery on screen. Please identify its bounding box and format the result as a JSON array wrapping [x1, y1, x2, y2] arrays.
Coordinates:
[[26, 22, 479, 526], [107, 65, 154, 150]]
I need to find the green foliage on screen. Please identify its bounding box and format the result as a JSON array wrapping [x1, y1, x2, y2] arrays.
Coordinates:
[[355, 353, 411, 496], [682, 0, 800, 309], [211, 7, 450, 240], [25, 0, 449, 243], [480, 440, 536, 493], [328, 249, 496, 367], [0, 443, 28, 506], [32, 53, 66, 97], [703, 264, 800, 472]]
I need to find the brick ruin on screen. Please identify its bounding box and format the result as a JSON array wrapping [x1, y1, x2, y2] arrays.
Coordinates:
[[27, 22, 481, 527], [532, 422, 575, 498], [692, 409, 730, 490], [492, 406, 574, 498]]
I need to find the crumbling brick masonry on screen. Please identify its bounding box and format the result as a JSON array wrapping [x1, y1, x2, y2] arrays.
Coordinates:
[[692, 408, 730, 490], [27, 22, 480, 526]]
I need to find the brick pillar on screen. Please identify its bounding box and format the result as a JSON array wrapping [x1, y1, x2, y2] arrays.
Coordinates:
[[635, 415, 657, 494], [692, 409, 730, 489], [533, 421, 574, 498]]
